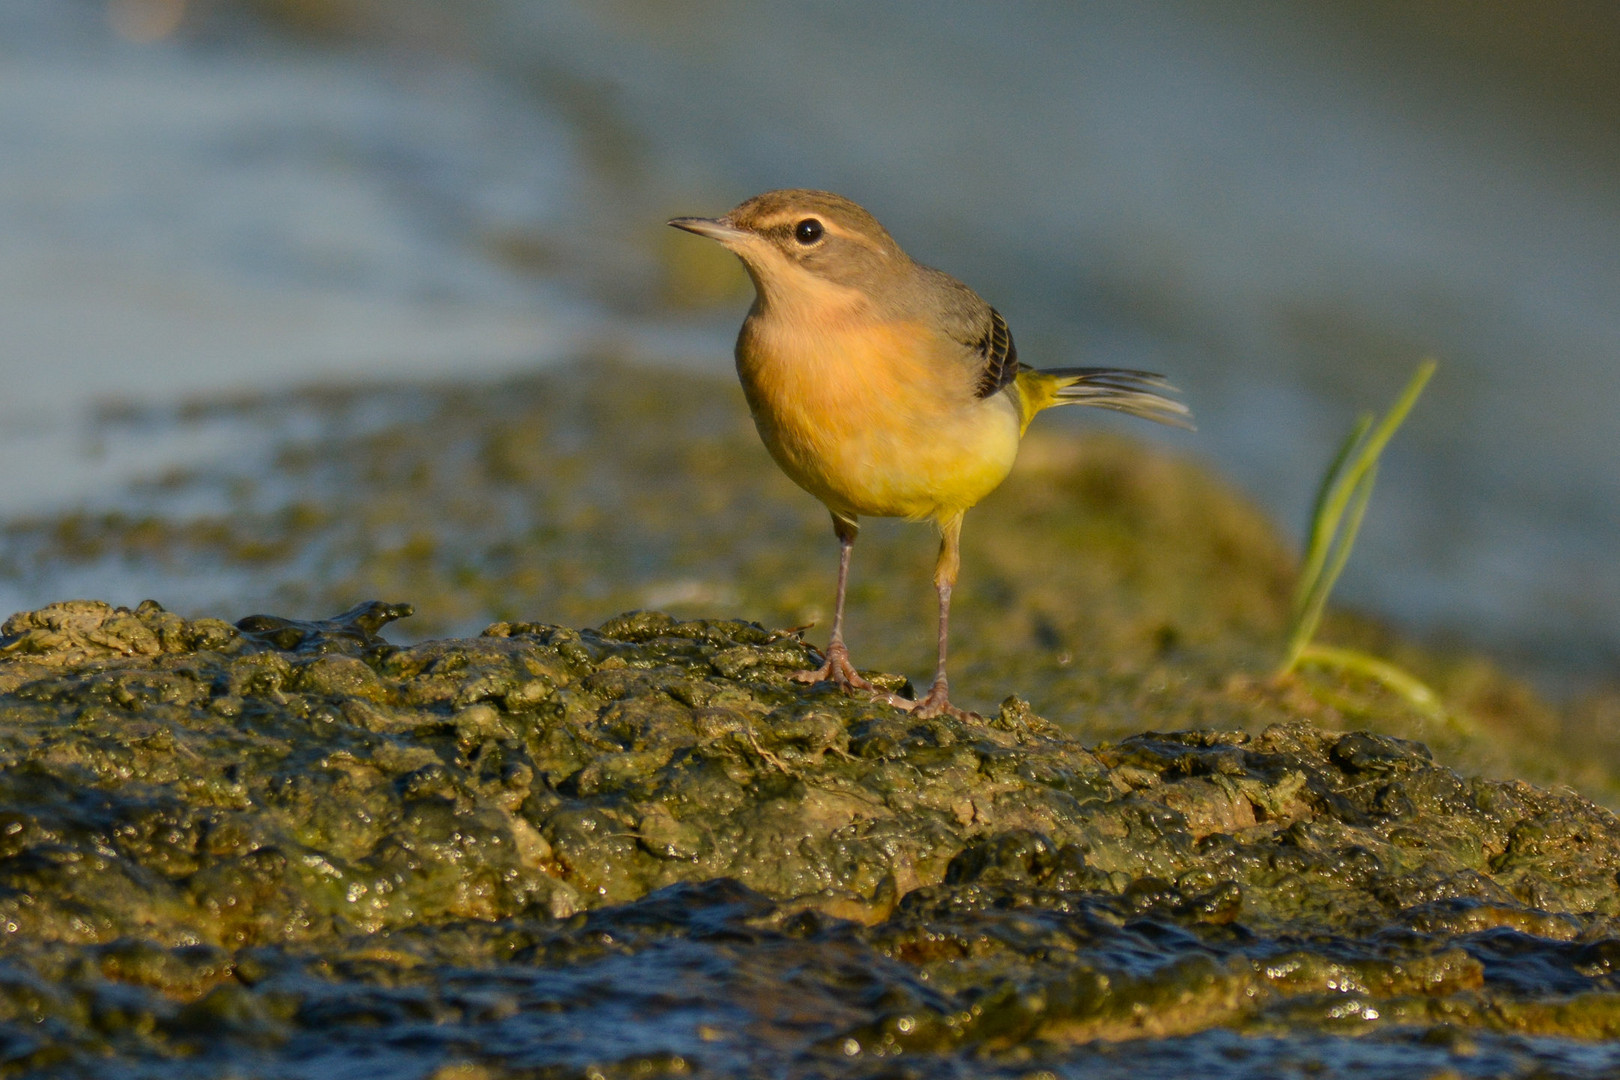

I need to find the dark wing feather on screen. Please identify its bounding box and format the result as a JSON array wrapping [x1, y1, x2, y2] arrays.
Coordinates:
[[973, 307, 1019, 399]]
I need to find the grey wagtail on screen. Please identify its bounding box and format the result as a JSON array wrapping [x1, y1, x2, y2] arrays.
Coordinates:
[[670, 189, 1191, 719]]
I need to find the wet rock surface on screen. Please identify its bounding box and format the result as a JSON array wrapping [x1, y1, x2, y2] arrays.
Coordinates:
[[6, 363, 1617, 806], [1, 600, 1619, 1077]]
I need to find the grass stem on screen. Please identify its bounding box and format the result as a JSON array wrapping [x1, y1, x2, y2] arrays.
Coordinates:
[[1279, 360, 1437, 690]]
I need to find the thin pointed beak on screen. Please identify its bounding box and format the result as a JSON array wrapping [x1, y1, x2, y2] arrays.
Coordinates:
[[667, 216, 751, 244]]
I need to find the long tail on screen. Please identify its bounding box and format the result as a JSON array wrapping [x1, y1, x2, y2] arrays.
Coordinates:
[[1013, 366, 1194, 433]]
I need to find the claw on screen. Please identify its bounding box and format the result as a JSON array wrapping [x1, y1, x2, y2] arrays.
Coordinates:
[[908, 679, 979, 721], [792, 645, 980, 719], [791, 640, 875, 693]]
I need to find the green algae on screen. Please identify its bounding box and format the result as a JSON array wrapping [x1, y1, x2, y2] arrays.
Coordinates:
[[0, 599, 1618, 1076], [1, 363, 1618, 1075], [5, 362, 1615, 808]]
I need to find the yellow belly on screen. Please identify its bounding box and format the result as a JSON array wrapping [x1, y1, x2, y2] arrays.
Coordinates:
[[736, 313, 1022, 523]]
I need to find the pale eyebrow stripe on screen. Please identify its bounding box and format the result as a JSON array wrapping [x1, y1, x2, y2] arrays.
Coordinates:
[[755, 215, 886, 256]]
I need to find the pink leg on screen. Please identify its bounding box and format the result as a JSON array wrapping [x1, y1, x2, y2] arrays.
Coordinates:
[[912, 513, 976, 720], [793, 514, 877, 692]]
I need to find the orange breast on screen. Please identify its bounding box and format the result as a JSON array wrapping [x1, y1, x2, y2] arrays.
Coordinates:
[[736, 312, 1021, 523]]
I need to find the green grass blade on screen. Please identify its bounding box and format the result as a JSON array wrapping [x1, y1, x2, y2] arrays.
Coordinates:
[[1294, 643, 1447, 720], [1284, 460, 1377, 671], [1279, 359, 1436, 676], [1342, 359, 1435, 492], [1293, 413, 1373, 623]]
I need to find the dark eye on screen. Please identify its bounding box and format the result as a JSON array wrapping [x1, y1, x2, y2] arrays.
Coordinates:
[[794, 218, 824, 245]]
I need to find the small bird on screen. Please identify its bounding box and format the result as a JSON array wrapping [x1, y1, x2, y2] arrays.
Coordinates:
[[670, 190, 1190, 718]]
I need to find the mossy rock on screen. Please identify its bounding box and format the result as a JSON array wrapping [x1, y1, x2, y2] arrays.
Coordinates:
[[0, 599, 1618, 1076]]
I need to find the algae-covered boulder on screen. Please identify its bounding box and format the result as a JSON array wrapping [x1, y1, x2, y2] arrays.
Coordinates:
[[0, 599, 1618, 1078]]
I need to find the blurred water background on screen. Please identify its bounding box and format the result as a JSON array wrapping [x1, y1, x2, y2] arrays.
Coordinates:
[[2, 0, 1618, 692]]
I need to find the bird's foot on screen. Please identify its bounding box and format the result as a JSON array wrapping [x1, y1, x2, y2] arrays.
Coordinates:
[[791, 641, 875, 693], [793, 648, 972, 718], [909, 678, 979, 721]]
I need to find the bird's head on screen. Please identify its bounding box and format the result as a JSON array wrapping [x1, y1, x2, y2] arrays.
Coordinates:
[[669, 189, 908, 313]]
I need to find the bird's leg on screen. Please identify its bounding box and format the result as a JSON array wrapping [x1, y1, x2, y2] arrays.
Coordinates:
[[913, 513, 976, 720], [793, 514, 876, 692]]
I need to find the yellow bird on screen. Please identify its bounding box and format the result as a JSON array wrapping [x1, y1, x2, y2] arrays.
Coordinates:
[[670, 190, 1190, 718]]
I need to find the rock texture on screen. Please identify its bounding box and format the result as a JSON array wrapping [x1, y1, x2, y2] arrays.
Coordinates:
[[1, 600, 1618, 1078]]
